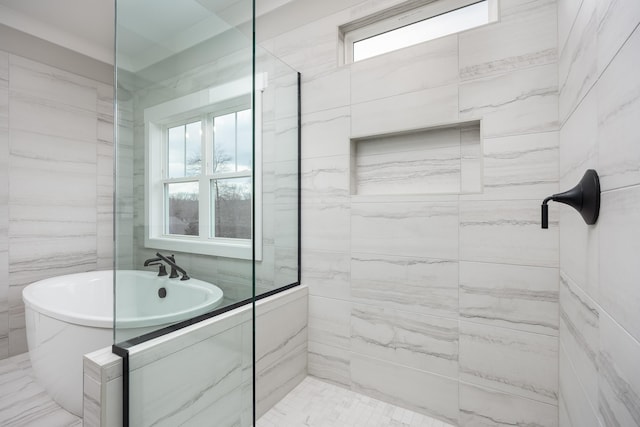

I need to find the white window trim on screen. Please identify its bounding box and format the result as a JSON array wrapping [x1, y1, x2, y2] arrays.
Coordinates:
[[341, 0, 499, 64], [144, 74, 267, 260]]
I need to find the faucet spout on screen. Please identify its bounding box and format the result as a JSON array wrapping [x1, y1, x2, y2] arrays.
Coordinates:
[[143, 257, 162, 266]]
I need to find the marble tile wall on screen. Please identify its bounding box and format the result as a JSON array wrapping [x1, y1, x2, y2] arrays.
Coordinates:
[[0, 50, 113, 359], [558, 1, 640, 425], [259, 0, 562, 425]]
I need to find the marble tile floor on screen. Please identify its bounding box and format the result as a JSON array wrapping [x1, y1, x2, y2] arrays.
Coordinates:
[[0, 353, 81, 427], [257, 376, 454, 427]]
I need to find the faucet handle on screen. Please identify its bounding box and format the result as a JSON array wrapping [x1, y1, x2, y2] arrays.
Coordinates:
[[158, 265, 168, 276]]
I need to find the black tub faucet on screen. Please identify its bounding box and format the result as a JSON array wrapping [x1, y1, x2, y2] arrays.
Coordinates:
[[154, 252, 190, 281], [143, 257, 168, 276]]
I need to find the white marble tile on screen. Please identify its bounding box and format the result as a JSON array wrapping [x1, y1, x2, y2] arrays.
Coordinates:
[[0, 51, 8, 83], [460, 261, 559, 336], [558, 0, 583, 54], [558, 0, 597, 123], [464, 131, 559, 201], [256, 343, 307, 419], [559, 273, 599, 407], [351, 303, 458, 377], [350, 254, 458, 318], [598, 312, 640, 427], [350, 353, 459, 425], [184, 385, 248, 427], [459, 200, 559, 267], [460, 0, 557, 80], [308, 295, 351, 349], [596, 26, 640, 191], [9, 90, 98, 143], [351, 84, 459, 138], [559, 87, 597, 185], [302, 68, 350, 114], [598, 186, 640, 343], [258, 376, 454, 427], [351, 34, 458, 104], [302, 250, 350, 300], [459, 381, 558, 427], [273, 203, 299, 250], [0, 354, 81, 426], [596, 0, 640, 75], [460, 63, 558, 138], [83, 373, 101, 427], [301, 107, 350, 159], [460, 124, 482, 194], [256, 292, 307, 372], [559, 195, 599, 301], [271, 10, 346, 80], [558, 343, 601, 427], [302, 155, 350, 204], [301, 201, 350, 253], [9, 55, 99, 113], [273, 115, 299, 163], [308, 341, 350, 387], [354, 127, 462, 196], [351, 201, 458, 260], [459, 321, 558, 405], [129, 326, 246, 426], [274, 246, 298, 288]]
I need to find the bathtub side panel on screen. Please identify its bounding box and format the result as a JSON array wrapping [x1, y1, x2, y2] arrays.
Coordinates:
[[27, 306, 112, 417]]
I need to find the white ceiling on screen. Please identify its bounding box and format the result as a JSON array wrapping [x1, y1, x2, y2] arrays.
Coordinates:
[[0, 0, 295, 71]]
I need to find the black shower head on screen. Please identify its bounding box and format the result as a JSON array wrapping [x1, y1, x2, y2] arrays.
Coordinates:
[[541, 169, 600, 229]]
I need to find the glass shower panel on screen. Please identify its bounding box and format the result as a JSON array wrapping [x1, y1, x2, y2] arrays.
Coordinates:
[[114, 0, 257, 425], [254, 45, 300, 296]]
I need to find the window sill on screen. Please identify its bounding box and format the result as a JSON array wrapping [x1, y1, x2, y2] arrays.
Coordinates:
[[146, 236, 259, 261]]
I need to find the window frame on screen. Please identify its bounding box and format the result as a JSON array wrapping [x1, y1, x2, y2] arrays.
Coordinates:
[[144, 75, 265, 260], [342, 0, 499, 64]]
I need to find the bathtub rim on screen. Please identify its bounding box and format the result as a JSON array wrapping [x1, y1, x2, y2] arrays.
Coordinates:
[[22, 270, 224, 330]]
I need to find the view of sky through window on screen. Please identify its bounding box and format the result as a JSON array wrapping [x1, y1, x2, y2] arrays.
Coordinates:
[[353, 1, 489, 62]]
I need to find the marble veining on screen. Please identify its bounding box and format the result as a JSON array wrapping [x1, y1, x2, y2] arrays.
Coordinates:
[[351, 255, 458, 318], [460, 262, 558, 336], [351, 303, 458, 377], [599, 351, 640, 425], [597, 311, 640, 427], [459, 321, 558, 405], [460, 381, 559, 427]]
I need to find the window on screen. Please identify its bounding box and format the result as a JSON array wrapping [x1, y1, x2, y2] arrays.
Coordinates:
[[341, 0, 498, 63], [145, 76, 265, 260]]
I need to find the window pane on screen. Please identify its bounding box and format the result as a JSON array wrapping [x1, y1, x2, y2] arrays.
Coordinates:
[[353, 1, 488, 61], [214, 113, 236, 172], [166, 182, 199, 236], [185, 121, 201, 176], [236, 109, 252, 172], [168, 125, 185, 178], [211, 177, 251, 239]]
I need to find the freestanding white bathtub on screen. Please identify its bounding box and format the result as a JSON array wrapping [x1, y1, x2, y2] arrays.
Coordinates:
[[23, 270, 224, 417]]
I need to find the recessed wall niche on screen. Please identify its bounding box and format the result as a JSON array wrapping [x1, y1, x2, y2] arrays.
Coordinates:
[[350, 121, 482, 195]]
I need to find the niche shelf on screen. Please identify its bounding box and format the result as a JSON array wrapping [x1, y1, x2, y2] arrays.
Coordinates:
[[350, 121, 482, 196]]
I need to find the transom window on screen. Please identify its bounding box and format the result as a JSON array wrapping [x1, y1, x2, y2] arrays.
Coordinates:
[[341, 0, 498, 63], [145, 76, 264, 260]]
